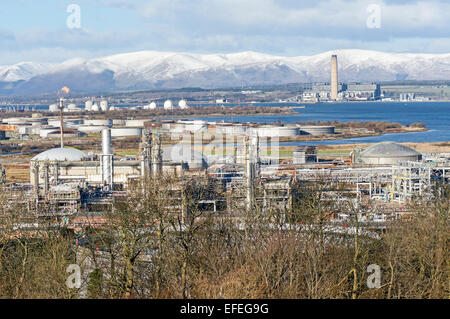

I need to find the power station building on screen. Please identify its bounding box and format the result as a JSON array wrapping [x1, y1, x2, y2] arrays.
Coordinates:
[[301, 55, 381, 102]]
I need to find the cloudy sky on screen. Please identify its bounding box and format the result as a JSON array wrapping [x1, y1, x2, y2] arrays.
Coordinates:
[[1, 0, 449, 64]]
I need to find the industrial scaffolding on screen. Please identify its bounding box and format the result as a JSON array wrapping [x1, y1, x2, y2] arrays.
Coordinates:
[[391, 161, 450, 202]]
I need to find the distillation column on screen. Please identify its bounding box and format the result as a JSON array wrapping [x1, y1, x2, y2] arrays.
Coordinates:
[[245, 134, 260, 211], [140, 130, 152, 178], [101, 128, 114, 190], [151, 133, 163, 177]]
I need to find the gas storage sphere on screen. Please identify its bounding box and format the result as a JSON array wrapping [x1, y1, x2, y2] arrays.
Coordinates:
[[164, 100, 173, 110], [178, 99, 189, 109]]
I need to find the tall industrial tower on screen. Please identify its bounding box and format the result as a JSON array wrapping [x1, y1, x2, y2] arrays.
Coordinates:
[[330, 55, 338, 100]]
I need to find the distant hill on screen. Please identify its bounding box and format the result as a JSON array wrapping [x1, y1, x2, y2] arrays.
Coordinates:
[[0, 49, 449, 95]]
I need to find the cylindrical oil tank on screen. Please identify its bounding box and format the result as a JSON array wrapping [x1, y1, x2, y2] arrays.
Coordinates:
[[111, 127, 143, 137], [183, 120, 208, 132], [113, 119, 126, 126], [39, 126, 59, 138], [91, 104, 100, 112], [125, 119, 149, 127], [84, 119, 112, 126], [298, 125, 335, 136], [77, 125, 110, 133], [28, 118, 47, 126], [251, 126, 299, 137], [47, 119, 62, 127]]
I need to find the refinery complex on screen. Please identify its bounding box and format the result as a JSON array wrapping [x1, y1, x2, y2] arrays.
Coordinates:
[[0, 55, 448, 230]]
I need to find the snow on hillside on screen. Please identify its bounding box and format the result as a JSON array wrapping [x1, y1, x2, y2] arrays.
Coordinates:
[[1, 49, 449, 94]]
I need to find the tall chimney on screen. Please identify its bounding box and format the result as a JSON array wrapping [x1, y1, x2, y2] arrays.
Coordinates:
[[331, 55, 338, 100], [101, 129, 113, 190], [59, 98, 64, 148]]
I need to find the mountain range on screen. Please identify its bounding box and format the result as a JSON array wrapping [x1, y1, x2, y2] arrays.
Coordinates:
[[1, 49, 449, 95]]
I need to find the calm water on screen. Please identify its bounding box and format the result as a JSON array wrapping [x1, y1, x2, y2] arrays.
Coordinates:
[[192, 102, 450, 145], [5, 102, 449, 145]]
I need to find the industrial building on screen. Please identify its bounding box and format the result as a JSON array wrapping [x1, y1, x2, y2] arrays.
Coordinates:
[[301, 55, 381, 102]]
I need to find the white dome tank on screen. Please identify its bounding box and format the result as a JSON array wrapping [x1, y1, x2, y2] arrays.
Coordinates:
[[164, 100, 173, 110], [91, 104, 100, 112], [85, 101, 93, 111], [178, 99, 189, 109], [149, 102, 157, 109], [49, 104, 58, 112], [100, 100, 109, 111]]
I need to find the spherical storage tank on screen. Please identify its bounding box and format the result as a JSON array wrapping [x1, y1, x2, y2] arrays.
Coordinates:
[[144, 102, 157, 110], [360, 142, 422, 165], [49, 104, 59, 112], [178, 99, 189, 109], [164, 100, 174, 110], [163, 145, 207, 169], [298, 126, 335, 136]]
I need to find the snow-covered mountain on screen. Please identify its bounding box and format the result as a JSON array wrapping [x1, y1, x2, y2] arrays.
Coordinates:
[[1, 49, 449, 95]]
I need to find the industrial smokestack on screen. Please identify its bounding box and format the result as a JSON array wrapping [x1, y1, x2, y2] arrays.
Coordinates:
[[102, 128, 112, 155], [331, 55, 338, 100], [59, 98, 64, 148], [101, 128, 113, 190]]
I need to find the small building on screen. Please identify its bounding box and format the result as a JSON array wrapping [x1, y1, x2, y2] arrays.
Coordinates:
[[293, 146, 317, 164]]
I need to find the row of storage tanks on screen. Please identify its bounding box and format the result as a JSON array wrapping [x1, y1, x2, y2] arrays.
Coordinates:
[[4, 115, 335, 139], [48, 99, 189, 112], [3, 117, 145, 138], [160, 121, 335, 137]]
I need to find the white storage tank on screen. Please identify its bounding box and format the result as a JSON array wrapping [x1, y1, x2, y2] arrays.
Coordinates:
[[179, 99, 189, 109], [298, 125, 335, 136], [251, 125, 299, 137], [182, 120, 208, 132], [164, 100, 174, 110], [125, 119, 149, 127], [149, 102, 157, 109], [77, 125, 110, 133], [91, 104, 100, 112], [49, 104, 59, 112], [113, 119, 126, 126], [85, 101, 93, 111], [84, 119, 112, 126], [100, 100, 109, 111], [111, 127, 143, 137], [40, 126, 59, 138]]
